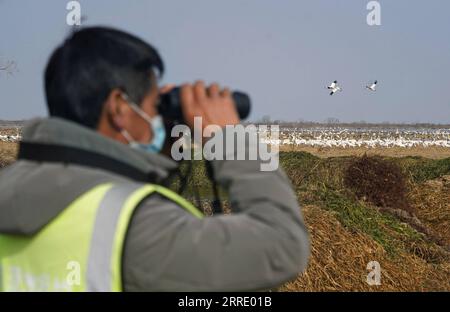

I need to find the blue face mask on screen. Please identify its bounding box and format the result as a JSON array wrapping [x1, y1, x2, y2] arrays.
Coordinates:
[[121, 94, 166, 154]]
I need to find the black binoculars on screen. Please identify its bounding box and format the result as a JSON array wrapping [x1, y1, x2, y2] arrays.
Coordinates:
[[158, 87, 251, 123]]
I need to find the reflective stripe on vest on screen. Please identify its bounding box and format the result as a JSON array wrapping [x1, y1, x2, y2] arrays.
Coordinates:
[[0, 183, 203, 292]]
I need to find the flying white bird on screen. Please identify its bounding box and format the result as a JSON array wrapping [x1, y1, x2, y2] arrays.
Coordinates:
[[327, 80, 337, 89], [366, 80, 378, 92], [327, 80, 342, 96]]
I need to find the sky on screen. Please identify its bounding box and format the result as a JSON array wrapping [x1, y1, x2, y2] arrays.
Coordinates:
[[1, 0, 449, 123]]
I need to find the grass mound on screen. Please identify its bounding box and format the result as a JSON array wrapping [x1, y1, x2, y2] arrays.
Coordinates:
[[344, 155, 412, 213], [410, 175, 450, 248]]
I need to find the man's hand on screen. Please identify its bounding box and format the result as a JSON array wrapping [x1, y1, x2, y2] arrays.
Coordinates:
[[159, 84, 176, 95], [180, 81, 240, 140]]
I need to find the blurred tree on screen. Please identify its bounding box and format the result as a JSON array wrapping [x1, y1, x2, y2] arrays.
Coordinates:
[[0, 59, 16, 76]]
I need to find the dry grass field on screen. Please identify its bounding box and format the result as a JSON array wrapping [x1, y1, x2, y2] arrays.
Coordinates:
[[280, 145, 450, 159]]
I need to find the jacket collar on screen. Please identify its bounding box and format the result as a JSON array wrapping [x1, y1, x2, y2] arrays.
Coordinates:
[[20, 117, 178, 183]]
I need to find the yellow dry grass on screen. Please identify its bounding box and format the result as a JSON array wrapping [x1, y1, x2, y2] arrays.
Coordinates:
[[280, 205, 450, 292], [0, 142, 18, 168], [410, 176, 450, 248], [280, 145, 450, 159]]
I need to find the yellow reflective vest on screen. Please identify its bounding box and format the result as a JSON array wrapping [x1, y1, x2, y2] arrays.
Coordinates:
[[0, 183, 203, 292]]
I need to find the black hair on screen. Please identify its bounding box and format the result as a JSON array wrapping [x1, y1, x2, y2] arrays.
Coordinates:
[[44, 26, 164, 128]]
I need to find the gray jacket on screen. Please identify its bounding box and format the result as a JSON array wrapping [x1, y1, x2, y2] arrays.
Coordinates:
[[0, 118, 309, 291]]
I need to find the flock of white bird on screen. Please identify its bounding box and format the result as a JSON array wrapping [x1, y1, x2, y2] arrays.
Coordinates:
[[263, 137, 450, 148], [0, 134, 21, 142], [261, 128, 450, 148], [3, 131, 449, 148], [2, 126, 450, 149], [327, 80, 378, 96]]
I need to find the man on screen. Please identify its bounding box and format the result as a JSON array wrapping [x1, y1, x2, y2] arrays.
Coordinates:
[[0, 27, 309, 291]]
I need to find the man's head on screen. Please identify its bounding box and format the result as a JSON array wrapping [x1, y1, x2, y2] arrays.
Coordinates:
[[44, 26, 164, 145]]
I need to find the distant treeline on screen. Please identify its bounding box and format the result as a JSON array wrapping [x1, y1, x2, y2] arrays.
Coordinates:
[[0, 120, 26, 128], [245, 119, 450, 129]]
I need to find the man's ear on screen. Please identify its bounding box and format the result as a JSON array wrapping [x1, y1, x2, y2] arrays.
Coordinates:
[[105, 89, 127, 130]]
